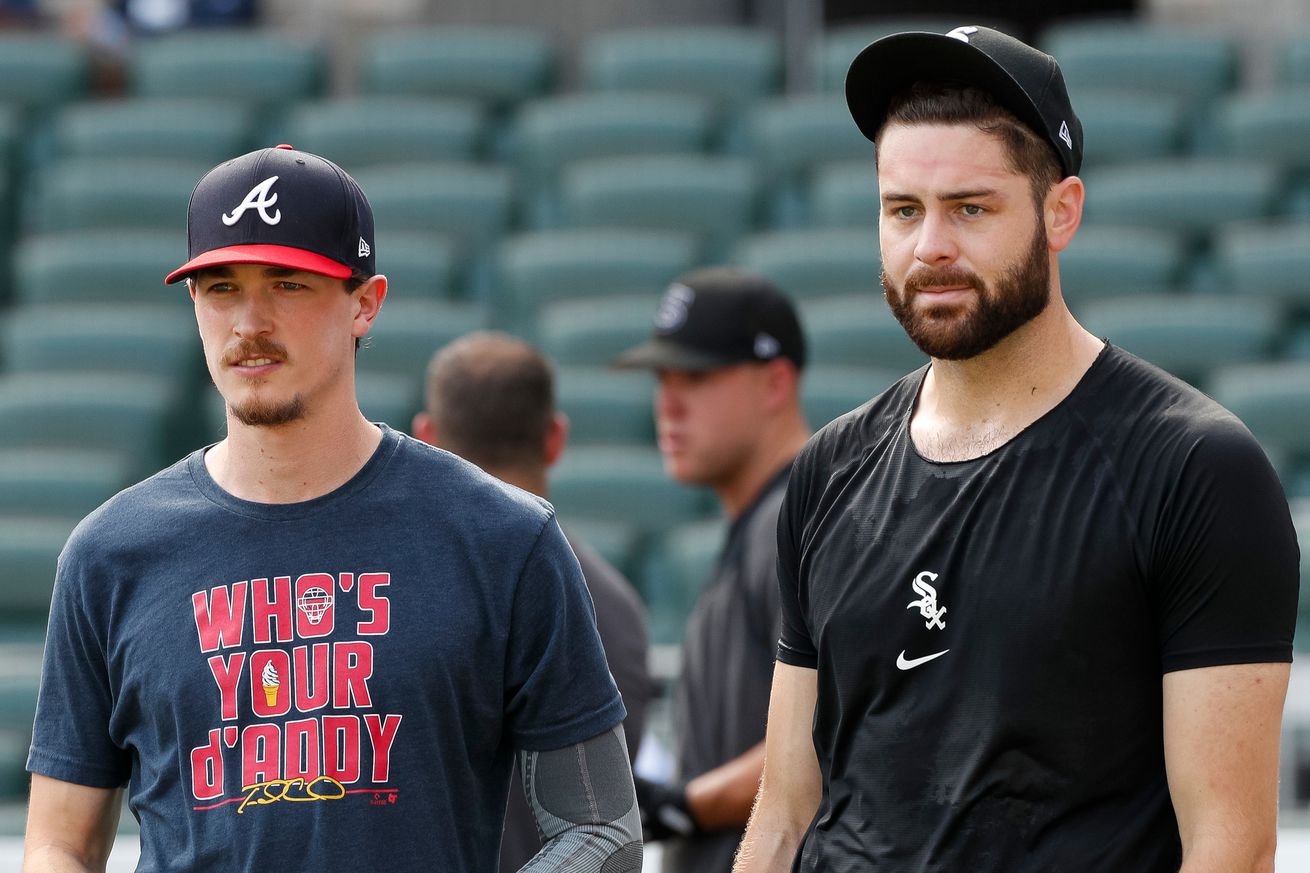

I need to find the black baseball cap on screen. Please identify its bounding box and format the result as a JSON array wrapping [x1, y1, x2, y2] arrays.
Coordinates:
[[166, 144, 375, 284], [846, 25, 1083, 178], [612, 267, 806, 372]]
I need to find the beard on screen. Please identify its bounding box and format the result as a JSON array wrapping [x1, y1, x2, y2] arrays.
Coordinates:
[[219, 336, 307, 428], [882, 221, 1051, 361]]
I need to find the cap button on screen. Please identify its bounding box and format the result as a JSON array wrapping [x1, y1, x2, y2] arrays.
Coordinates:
[[275, 143, 294, 150]]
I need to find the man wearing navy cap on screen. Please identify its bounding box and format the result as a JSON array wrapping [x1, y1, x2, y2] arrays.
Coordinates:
[[24, 146, 641, 872], [613, 267, 812, 873], [736, 26, 1298, 873]]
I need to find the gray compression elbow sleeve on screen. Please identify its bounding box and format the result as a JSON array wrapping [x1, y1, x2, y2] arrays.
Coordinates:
[[516, 724, 643, 873]]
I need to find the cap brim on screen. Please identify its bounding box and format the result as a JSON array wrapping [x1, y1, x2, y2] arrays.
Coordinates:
[[612, 339, 744, 371], [846, 32, 1046, 152], [165, 244, 354, 285]]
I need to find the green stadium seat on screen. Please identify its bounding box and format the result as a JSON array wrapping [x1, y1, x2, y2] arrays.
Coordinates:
[[129, 31, 325, 106], [513, 91, 716, 226], [732, 228, 879, 301], [0, 373, 181, 478], [493, 228, 696, 335], [1212, 224, 1310, 308], [582, 27, 780, 105], [802, 294, 927, 373], [537, 297, 655, 367], [1058, 226, 1188, 304], [1209, 361, 1310, 460], [514, 91, 716, 180], [640, 518, 726, 645], [29, 158, 206, 234], [0, 672, 41, 801], [1216, 87, 1310, 171], [1076, 294, 1282, 387], [558, 518, 643, 580], [1079, 159, 1281, 241], [560, 155, 757, 261], [354, 162, 514, 249], [550, 446, 715, 536], [554, 366, 655, 446], [355, 162, 514, 301], [271, 97, 487, 169], [1039, 23, 1238, 129], [814, 18, 1012, 91], [1293, 503, 1310, 618], [1076, 90, 1187, 167], [0, 448, 129, 520], [361, 27, 555, 109], [808, 159, 878, 229], [803, 365, 900, 429], [1, 304, 198, 380], [0, 516, 79, 623], [747, 94, 871, 225], [12, 231, 187, 306], [357, 299, 487, 383], [0, 33, 88, 110], [376, 232, 461, 302], [52, 98, 255, 163], [1279, 35, 1310, 86]]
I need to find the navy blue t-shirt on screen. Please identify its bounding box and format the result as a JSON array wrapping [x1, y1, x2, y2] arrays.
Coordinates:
[[29, 426, 625, 872]]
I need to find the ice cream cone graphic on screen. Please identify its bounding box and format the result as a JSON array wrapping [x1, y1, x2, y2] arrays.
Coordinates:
[[262, 662, 280, 707]]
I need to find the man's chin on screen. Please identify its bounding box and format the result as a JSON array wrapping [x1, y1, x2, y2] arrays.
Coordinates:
[[228, 396, 307, 428]]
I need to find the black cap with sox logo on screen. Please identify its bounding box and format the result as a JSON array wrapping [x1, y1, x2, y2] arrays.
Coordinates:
[[845, 25, 1084, 179], [165, 144, 375, 284]]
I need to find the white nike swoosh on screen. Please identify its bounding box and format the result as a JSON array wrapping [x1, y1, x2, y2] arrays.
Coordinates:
[[896, 649, 949, 670]]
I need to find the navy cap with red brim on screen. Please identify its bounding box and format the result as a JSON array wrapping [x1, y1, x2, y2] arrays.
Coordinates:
[[165, 244, 353, 285]]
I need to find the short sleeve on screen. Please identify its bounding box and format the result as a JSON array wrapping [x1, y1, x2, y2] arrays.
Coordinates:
[[776, 446, 818, 668], [1153, 423, 1300, 672], [505, 515, 626, 751], [27, 540, 132, 788]]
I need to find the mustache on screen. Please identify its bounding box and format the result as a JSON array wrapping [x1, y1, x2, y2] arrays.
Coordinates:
[[901, 266, 983, 292], [222, 337, 288, 366]]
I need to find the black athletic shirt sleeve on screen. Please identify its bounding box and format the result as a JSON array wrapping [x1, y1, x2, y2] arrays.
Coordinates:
[[776, 437, 818, 668], [1148, 413, 1300, 672]]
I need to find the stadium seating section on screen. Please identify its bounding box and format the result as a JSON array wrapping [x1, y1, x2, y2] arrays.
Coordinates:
[[3, 16, 1310, 807]]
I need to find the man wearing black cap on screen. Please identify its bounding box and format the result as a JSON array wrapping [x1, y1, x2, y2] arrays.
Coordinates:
[[24, 146, 641, 872], [613, 267, 811, 873], [736, 26, 1298, 873]]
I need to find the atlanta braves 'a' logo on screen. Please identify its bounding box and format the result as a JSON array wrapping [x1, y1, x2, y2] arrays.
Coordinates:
[[907, 570, 947, 630], [223, 176, 282, 226]]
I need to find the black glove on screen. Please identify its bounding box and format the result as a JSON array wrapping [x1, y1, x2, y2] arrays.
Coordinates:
[[634, 775, 700, 842]]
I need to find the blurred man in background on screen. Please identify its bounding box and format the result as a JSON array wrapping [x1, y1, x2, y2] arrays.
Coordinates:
[[613, 267, 811, 873], [414, 330, 653, 873]]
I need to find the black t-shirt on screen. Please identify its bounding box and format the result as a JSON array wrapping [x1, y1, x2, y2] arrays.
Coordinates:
[[777, 344, 1299, 873], [667, 464, 790, 873]]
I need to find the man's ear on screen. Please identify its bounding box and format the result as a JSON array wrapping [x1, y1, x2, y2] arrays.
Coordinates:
[[1045, 176, 1084, 254], [544, 412, 568, 469], [412, 411, 437, 446], [352, 274, 388, 339]]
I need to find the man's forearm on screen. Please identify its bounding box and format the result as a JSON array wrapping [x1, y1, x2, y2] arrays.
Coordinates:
[[517, 725, 642, 872], [733, 812, 807, 873], [23, 844, 105, 873], [686, 741, 766, 831]]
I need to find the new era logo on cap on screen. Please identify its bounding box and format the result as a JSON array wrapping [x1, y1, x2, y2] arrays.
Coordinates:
[[166, 145, 376, 285]]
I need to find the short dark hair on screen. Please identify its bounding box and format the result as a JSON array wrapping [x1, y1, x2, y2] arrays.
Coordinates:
[[876, 82, 1061, 207], [424, 331, 554, 471]]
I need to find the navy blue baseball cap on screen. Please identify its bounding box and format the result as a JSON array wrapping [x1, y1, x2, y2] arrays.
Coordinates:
[[846, 25, 1083, 178], [166, 144, 375, 284]]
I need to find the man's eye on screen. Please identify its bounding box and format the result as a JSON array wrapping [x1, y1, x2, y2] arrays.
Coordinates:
[[961, 204, 985, 216], [894, 206, 918, 219]]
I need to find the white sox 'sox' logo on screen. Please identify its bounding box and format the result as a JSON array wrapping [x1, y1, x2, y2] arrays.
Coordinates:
[[223, 176, 282, 227], [907, 570, 947, 630]]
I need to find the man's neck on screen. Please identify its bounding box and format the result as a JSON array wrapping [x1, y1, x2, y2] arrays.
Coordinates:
[[910, 301, 1104, 463], [716, 417, 810, 520], [205, 409, 383, 504]]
